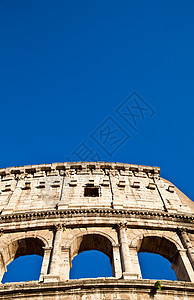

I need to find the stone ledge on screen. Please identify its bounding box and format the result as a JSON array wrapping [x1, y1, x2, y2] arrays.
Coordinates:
[[0, 279, 193, 295], [0, 208, 193, 224], [0, 161, 160, 177]]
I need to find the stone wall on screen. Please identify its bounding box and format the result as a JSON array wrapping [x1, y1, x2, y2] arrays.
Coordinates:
[[0, 162, 193, 299]]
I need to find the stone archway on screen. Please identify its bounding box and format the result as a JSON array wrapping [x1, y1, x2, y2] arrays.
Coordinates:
[[0, 237, 45, 282], [137, 235, 193, 282], [71, 233, 113, 262], [69, 233, 113, 276]]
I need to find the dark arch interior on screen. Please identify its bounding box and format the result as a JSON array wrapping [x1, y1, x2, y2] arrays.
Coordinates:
[[13, 238, 44, 259], [138, 236, 178, 263], [2, 238, 44, 283], [70, 234, 114, 278], [137, 236, 193, 281], [72, 234, 113, 263]]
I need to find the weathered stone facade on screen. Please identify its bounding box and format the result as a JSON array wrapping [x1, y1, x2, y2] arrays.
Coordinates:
[[0, 161, 193, 299]]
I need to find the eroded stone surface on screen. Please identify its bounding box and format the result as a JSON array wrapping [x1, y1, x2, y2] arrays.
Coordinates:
[[0, 162, 193, 299]]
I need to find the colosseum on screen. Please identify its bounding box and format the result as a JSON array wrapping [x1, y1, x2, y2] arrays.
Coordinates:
[[0, 161, 193, 299]]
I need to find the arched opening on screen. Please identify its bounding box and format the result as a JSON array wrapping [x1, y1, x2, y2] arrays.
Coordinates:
[[1, 237, 44, 283], [138, 252, 177, 280], [70, 250, 113, 279], [69, 233, 114, 278], [2, 255, 43, 283], [137, 236, 189, 282]]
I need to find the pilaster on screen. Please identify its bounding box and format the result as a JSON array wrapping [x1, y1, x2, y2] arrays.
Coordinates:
[[118, 222, 139, 279], [43, 224, 64, 282], [172, 249, 194, 282], [61, 246, 70, 281], [178, 228, 194, 270], [112, 244, 122, 278], [39, 246, 52, 281]]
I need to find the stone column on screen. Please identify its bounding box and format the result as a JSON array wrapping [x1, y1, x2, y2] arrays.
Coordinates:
[[178, 228, 194, 270], [128, 246, 142, 279], [172, 249, 194, 282], [39, 246, 52, 281], [112, 244, 122, 278], [43, 224, 64, 282], [61, 246, 70, 280], [118, 223, 138, 279]]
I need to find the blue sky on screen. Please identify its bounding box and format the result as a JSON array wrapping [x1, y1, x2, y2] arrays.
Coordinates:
[[0, 0, 193, 282]]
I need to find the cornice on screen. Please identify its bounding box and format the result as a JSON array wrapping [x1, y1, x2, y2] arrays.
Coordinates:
[[0, 208, 193, 224], [0, 278, 193, 296], [0, 162, 160, 177]]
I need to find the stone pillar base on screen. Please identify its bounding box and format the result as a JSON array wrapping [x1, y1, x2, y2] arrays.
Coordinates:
[[123, 272, 140, 279], [57, 203, 69, 210], [43, 275, 60, 283]]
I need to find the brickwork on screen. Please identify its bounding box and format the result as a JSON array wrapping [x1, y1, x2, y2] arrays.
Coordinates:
[[0, 162, 193, 299]]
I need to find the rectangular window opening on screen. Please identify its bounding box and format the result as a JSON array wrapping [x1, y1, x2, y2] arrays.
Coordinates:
[[84, 186, 99, 197]]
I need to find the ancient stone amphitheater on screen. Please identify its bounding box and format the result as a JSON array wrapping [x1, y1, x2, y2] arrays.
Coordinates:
[[0, 161, 193, 299]]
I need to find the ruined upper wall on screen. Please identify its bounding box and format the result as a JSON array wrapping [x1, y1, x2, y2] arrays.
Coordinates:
[[0, 162, 193, 216]]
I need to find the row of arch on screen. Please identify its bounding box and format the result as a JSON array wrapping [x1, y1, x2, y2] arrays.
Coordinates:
[[0, 228, 193, 283], [2, 250, 176, 283]]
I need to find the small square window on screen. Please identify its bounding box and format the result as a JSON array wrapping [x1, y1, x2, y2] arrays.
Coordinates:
[[84, 186, 99, 197]]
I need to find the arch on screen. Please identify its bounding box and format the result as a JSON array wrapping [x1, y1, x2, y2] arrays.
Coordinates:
[[4, 237, 45, 265], [6, 233, 49, 250], [67, 232, 116, 278], [2, 254, 43, 283], [138, 235, 179, 263], [65, 229, 117, 261], [24, 233, 49, 248], [130, 233, 182, 255], [0, 236, 45, 282], [132, 234, 192, 281], [2, 232, 49, 249], [65, 229, 116, 250], [70, 233, 114, 262]]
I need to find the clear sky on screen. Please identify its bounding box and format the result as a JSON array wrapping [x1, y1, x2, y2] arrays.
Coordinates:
[[0, 0, 193, 282]]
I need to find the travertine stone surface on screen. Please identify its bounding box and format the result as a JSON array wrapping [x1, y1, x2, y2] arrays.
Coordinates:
[[0, 161, 193, 299]]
